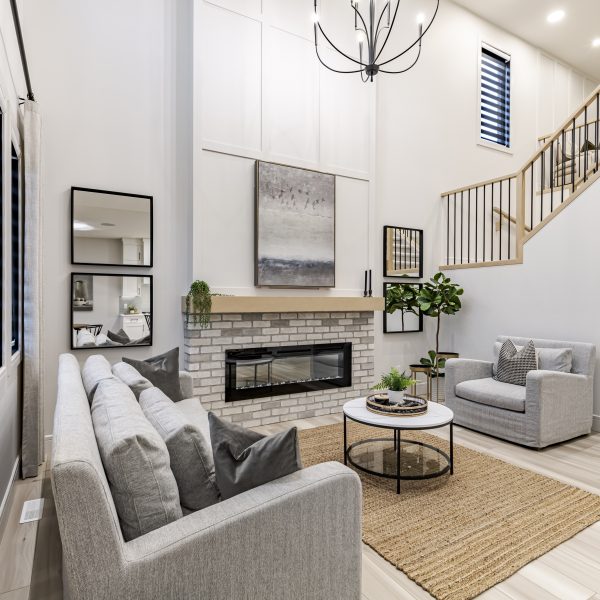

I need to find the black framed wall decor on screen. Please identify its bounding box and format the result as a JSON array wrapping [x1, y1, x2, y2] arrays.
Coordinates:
[[71, 187, 153, 267], [71, 273, 153, 349], [383, 226, 423, 279], [383, 282, 423, 334]]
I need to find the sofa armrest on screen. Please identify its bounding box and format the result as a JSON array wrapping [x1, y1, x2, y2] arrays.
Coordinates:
[[179, 370, 194, 399], [119, 462, 361, 600], [526, 370, 593, 445], [445, 358, 493, 391]]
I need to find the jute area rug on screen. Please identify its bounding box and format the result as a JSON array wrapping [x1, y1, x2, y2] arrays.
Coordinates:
[[298, 422, 600, 600]]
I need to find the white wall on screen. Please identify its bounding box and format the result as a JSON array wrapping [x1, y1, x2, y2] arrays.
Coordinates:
[[443, 179, 600, 427], [193, 0, 375, 294], [374, 0, 597, 379], [22, 0, 193, 434]]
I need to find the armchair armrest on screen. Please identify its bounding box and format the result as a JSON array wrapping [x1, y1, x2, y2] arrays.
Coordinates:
[[119, 462, 362, 600], [526, 370, 593, 446], [445, 358, 493, 390], [179, 370, 194, 399]]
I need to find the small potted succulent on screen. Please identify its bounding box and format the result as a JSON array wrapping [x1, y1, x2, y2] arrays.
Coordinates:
[[373, 368, 417, 403]]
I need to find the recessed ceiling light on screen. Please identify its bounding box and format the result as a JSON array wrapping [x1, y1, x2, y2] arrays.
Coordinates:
[[73, 220, 94, 231], [593, 38, 600, 48], [547, 10, 565, 24]]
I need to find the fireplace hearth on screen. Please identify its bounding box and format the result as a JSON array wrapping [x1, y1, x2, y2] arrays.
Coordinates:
[[225, 343, 352, 402]]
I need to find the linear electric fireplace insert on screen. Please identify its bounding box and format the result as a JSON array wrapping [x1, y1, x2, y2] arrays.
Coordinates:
[[225, 342, 352, 402]]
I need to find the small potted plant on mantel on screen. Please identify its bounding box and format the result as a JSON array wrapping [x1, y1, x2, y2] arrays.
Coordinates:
[[372, 368, 417, 403]]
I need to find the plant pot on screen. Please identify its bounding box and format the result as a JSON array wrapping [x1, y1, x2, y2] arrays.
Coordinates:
[[388, 390, 406, 403]]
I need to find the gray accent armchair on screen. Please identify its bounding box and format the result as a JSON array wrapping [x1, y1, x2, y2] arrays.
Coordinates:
[[445, 336, 595, 448]]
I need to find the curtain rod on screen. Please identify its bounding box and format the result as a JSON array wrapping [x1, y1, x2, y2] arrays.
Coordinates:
[[10, 0, 34, 101]]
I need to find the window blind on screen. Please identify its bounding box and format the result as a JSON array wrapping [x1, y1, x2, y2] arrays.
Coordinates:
[[481, 46, 511, 148]]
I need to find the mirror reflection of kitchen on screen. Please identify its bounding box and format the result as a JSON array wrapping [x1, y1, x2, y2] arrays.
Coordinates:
[[72, 187, 152, 266], [72, 274, 152, 348]]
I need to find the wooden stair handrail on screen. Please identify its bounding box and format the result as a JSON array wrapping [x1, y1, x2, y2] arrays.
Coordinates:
[[538, 117, 600, 144], [493, 206, 531, 232]]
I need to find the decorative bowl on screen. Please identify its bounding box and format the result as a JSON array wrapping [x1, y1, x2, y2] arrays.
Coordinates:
[[366, 393, 428, 417]]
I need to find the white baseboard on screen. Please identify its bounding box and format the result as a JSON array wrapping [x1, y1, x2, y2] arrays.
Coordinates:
[[593, 414, 600, 433], [44, 434, 53, 461], [0, 457, 20, 532]]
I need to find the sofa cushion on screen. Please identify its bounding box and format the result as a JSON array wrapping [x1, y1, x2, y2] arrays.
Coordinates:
[[208, 412, 302, 500], [81, 355, 114, 401], [112, 361, 153, 399], [455, 377, 526, 413], [493, 342, 572, 375], [140, 387, 220, 512], [107, 329, 131, 345], [123, 347, 183, 402], [91, 378, 182, 540], [175, 398, 212, 448]]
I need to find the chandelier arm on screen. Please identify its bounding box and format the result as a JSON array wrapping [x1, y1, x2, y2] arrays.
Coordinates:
[[374, 1, 391, 43], [314, 29, 366, 74], [379, 44, 422, 74], [374, 0, 401, 62], [317, 22, 366, 66], [351, 4, 371, 46], [378, 0, 439, 67]]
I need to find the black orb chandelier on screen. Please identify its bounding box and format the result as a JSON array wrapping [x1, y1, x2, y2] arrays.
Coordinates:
[[313, 0, 440, 82]]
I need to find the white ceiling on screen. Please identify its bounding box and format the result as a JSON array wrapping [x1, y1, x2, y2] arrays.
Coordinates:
[[452, 0, 600, 81]]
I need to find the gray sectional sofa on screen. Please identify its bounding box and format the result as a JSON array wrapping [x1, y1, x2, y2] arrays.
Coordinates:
[[445, 336, 595, 448], [52, 353, 362, 600]]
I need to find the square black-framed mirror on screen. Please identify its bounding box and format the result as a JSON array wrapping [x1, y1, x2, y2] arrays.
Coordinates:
[[383, 282, 423, 334], [383, 226, 423, 279], [71, 187, 153, 267], [71, 273, 153, 349]]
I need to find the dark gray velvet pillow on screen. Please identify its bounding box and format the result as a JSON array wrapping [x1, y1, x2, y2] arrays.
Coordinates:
[[123, 347, 183, 402], [208, 412, 302, 500], [108, 329, 131, 345]]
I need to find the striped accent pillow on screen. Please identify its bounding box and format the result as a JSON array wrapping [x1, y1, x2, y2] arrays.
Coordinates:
[[494, 339, 537, 386]]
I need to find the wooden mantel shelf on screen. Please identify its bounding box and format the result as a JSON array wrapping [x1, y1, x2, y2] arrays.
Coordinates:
[[182, 295, 384, 314]]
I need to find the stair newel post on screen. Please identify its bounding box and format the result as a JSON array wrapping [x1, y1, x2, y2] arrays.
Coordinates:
[[515, 171, 526, 262]]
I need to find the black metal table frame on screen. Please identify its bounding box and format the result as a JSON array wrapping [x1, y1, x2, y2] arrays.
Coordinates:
[[343, 413, 454, 494]]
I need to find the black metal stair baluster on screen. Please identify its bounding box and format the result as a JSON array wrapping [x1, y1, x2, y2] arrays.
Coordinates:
[[499, 181, 503, 260], [491, 183, 494, 261], [596, 94, 599, 173], [562, 129, 566, 204], [483, 185, 486, 262], [508, 179, 511, 260], [540, 150, 544, 223], [584, 107, 588, 182], [475, 187, 478, 263], [572, 119, 576, 192], [530, 164, 534, 230], [467, 189, 471, 263], [460, 191, 464, 264], [550, 140, 554, 212], [453, 193, 457, 265], [446, 196, 450, 265]]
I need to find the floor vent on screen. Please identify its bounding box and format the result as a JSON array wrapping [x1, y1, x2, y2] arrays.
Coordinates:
[[20, 498, 44, 523]]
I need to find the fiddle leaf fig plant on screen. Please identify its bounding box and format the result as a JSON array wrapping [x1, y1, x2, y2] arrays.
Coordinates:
[[417, 272, 463, 375], [385, 283, 420, 330]]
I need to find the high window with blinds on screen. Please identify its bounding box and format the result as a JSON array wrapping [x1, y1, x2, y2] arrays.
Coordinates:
[[480, 44, 511, 148]]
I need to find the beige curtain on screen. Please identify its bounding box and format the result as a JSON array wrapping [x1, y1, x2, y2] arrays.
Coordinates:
[[21, 100, 43, 478]]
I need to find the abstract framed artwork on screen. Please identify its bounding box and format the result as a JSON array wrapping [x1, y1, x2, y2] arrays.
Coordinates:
[[383, 226, 423, 279], [383, 282, 423, 334], [255, 161, 335, 288]]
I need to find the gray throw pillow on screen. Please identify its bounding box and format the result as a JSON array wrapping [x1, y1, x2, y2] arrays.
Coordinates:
[[140, 387, 220, 511], [208, 412, 302, 500], [107, 329, 131, 345], [494, 340, 537, 386], [493, 342, 572, 375], [81, 355, 114, 401], [123, 347, 183, 402], [91, 378, 182, 541], [112, 361, 153, 399]]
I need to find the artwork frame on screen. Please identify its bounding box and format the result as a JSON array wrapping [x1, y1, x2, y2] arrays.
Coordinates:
[[383, 225, 423, 279], [255, 160, 336, 288], [383, 282, 423, 334], [70, 272, 154, 350]]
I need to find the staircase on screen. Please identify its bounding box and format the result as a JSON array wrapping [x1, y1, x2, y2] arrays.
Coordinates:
[[440, 85, 600, 269]]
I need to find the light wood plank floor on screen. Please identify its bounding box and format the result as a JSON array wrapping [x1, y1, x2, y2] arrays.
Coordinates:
[[0, 415, 598, 600]]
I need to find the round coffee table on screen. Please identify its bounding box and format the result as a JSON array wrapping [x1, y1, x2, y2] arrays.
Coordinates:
[[343, 398, 454, 494]]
